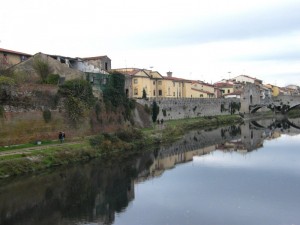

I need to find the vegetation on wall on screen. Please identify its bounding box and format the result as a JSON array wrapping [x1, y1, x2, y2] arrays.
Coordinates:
[[46, 74, 60, 85], [0, 76, 15, 104], [33, 58, 51, 83], [0, 75, 15, 86], [58, 79, 95, 124], [103, 71, 136, 121], [152, 101, 159, 122]]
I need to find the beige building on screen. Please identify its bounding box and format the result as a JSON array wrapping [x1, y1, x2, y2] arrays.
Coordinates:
[[0, 48, 31, 68], [191, 81, 215, 98], [113, 68, 163, 98], [214, 82, 235, 96], [232, 75, 263, 85]]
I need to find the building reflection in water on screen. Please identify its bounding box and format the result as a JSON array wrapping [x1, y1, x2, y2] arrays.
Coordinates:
[[0, 118, 300, 225]]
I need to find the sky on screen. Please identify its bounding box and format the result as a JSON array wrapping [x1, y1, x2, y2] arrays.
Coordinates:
[[1, 0, 300, 86]]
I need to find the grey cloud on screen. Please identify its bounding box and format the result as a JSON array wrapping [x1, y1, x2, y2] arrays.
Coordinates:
[[234, 51, 300, 62], [130, 2, 300, 48]]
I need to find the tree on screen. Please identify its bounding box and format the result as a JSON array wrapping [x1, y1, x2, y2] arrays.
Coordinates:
[[152, 101, 159, 122], [142, 88, 147, 99]]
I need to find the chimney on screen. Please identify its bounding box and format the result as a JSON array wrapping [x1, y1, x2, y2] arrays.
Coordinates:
[[167, 71, 172, 77]]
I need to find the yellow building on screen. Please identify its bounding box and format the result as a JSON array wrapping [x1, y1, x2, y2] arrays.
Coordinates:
[[161, 76, 184, 98], [214, 82, 234, 96], [0, 48, 31, 68], [190, 88, 215, 98], [113, 68, 163, 98], [191, 81, 215, 98]]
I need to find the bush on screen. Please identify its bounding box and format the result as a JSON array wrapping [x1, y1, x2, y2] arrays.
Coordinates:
[[33, 58, 51, 82], [0, 76, 15, 86], [116, 128, 143, 142], [46, 74, 60, 85]]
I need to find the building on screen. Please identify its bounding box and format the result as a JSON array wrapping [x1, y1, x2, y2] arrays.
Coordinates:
[[50, 55, 111, 74], [113, 68, 164, 98], [231, 75, 263, 85], [161, 72, 186, 98], [191, 81, 216, 98], [0, 48, 32, 68], [214, 82, 234, 96]]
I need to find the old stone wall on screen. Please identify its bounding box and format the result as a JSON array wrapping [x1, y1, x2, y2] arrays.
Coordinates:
[[137, 97, 241, 121]]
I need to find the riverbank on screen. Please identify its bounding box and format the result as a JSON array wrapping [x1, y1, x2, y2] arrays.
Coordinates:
[[0, 115, 243, 178]]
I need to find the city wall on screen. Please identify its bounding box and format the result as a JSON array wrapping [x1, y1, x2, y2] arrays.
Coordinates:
[[137, 97, 241, 121]]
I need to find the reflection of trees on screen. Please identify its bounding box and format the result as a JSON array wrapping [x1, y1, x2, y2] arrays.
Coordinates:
[[221, 125, 241, 139], [0, 152, 154, 225]]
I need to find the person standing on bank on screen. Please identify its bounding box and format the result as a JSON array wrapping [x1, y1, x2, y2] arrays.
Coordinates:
[[59, 131, 63, 143], [62, 132, 65, 143]]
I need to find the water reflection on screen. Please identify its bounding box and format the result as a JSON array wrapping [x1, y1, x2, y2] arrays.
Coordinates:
[[0, 118, 300, 225]]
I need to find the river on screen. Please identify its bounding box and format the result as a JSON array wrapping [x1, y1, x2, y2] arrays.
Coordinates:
[[1, 118, 300, 225]]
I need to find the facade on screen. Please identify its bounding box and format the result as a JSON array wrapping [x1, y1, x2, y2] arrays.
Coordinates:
[[190, 88, 214, 98], [0, 48, 31, 68], [161, 76, 185, 98], [50, 55, 111, 74], [191, 81, 215, 98], [232, 75, 263, 85], [214, 82, 234, 96], [113, 68, 164, 98]]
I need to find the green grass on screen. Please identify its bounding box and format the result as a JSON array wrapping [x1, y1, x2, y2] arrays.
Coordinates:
[[0, 140, 60, 152], [0, 114, 243, 178]]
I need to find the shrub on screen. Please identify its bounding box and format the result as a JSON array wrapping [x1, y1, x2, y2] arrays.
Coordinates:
[[152, 101, 159, 122], [0, 76, 15, 86], [33, 58, 51, 82], [116, 128, 143, 142], [46, 74, 60, 85]]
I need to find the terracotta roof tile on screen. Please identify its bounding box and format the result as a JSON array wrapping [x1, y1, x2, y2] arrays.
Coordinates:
[[0, 48, 32, 56]]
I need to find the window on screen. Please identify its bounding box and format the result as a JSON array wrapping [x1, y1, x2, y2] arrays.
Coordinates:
[[134, 88, 138, 95], [200, 94, 203, 97], [227, 90, 230, 93], [153, 81, 155, 85], [173, 92, 175, 96], [159, 90, 162, 96], [105, 62, 108, 70], [134, 79, 138, 84], [153, 90, 156, 96]]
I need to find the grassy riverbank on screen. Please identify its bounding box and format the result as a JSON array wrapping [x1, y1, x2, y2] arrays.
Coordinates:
[[0, 115, 243, 178]]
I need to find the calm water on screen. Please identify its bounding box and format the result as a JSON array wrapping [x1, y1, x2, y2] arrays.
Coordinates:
[[1, 118, 300, 225]]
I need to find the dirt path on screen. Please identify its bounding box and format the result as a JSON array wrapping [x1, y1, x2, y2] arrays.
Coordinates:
[[0, 141, 83, 157]]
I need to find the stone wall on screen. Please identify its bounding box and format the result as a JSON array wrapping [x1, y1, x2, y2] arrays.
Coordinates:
[[137, 97, 241, 121]]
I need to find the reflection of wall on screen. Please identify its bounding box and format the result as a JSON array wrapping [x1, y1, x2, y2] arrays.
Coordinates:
[[0, 154, 144, 225], [216, 118, 300, 153]]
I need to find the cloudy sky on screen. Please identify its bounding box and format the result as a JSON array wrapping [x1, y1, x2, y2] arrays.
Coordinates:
[[1, 0, 300, 86]]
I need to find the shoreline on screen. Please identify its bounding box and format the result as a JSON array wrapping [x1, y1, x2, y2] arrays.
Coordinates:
[[0, 113, 295, 179]]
